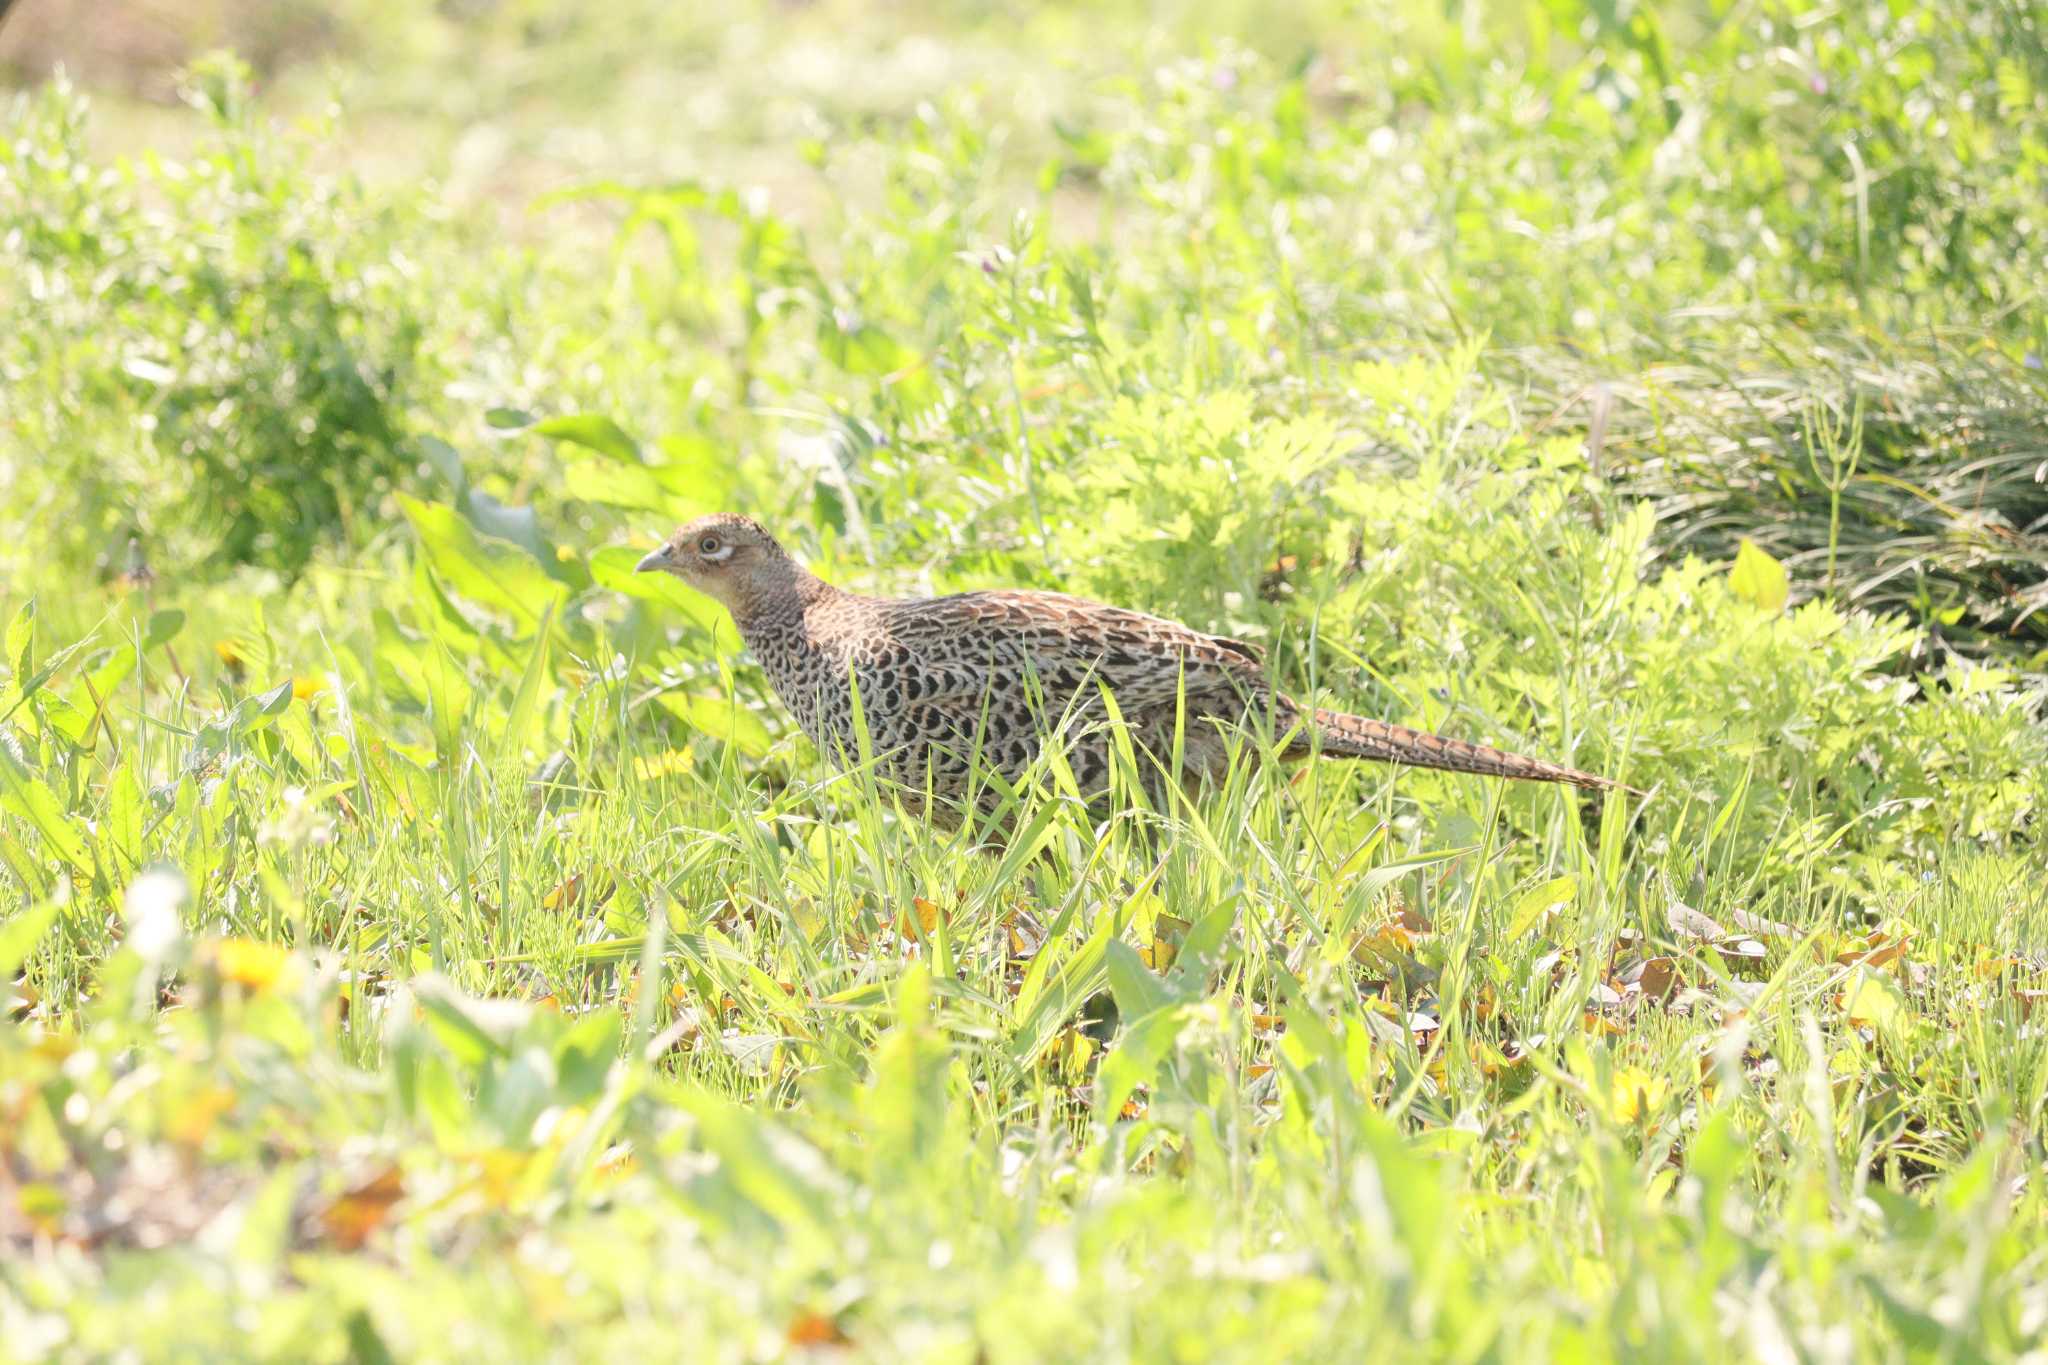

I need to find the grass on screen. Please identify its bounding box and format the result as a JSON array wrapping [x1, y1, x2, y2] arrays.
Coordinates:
[[3, 1, 2047, 1359]]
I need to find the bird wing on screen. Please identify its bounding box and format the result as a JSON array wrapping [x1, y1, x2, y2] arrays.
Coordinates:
[[872, 590, 1267, 712]]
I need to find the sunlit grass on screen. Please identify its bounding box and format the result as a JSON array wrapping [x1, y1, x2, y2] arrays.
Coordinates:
[[3, 1, 2048, 1358]]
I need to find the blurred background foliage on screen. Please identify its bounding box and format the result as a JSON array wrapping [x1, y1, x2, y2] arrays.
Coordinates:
[[2, 3, 2047, 1356]]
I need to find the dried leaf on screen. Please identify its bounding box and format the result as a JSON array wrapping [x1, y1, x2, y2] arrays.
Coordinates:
[[785, 1311, 850, 1348], [318, 1166, 404, 1251], [1726, 906, 1796, 938], [1004, 908, 1049, 960], [895, 896, 946, 938], [1836, 934, 1909, 970], [1636, 956, 1680, 1001], [1667, 900, 1728, 941]]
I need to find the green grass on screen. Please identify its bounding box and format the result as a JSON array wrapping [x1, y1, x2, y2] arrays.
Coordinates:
[[3, 2, 2047, 1359]]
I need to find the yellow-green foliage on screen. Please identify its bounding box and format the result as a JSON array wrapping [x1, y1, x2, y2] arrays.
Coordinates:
[[2, 3, 2046, 1359]]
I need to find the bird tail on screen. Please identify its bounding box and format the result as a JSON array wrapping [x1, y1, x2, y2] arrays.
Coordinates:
[[1293, 706, 1629, 792]]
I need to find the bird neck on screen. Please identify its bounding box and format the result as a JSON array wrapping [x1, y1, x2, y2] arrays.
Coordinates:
[[728, 558, 839, 636]]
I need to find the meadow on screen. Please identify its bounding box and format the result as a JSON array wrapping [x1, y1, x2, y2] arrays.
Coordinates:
[[2, 1, 2047, 1358]]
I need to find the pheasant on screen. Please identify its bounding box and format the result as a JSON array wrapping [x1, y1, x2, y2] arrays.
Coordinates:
[[636, 515, 1627, 820]]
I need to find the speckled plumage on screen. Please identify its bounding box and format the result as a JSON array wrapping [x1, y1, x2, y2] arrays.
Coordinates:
[[637, 515, 1623, 819]]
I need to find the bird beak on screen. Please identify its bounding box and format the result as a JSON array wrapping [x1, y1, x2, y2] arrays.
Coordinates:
[[634, 545, 670, 574]]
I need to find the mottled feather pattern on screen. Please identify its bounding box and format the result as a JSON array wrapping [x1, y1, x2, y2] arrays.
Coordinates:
[[642, 514, 1625, 818]]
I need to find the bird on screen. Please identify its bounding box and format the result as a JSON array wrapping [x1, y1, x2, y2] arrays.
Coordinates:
[[635, 514, 1628, 823]]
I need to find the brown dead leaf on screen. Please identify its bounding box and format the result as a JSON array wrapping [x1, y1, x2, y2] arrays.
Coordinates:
[[1004, 908, 1049, 960], [1667, 901, 1729, 941], [167, 1085, 237, 1147], [1717, 938, 1767, 965], [1836, 934, 1909, 970], [318, 1166, 404, 1251], [785, 1311, 850, 1349], [895, 896, 946, 938], [1397, 903, 1435, 934], [1726, 907, 1796, 938], [1639, 956, 1680, 1000], [1582, 1009, 1627, 1037]]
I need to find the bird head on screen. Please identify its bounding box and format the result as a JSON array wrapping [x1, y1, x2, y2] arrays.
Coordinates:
[[635, 514, 798, 615]]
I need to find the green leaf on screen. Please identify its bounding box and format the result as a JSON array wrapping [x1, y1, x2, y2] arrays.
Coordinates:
[[422, 639, 474, 764], [650, 691, 773, 758], [535, 414, 640, 464], [7, 598, 34, 682], [238, 680, 295, 735], [0, 630, 96, 725], [399, 495, 562, 633], [142, 610, 185, 652], [1508, 875, 1577, 941], [1730, 537, 1789, 613], [0, 899, 60, 977], [1105, 938, 1175, 1019], [818, 317, 915, 376], [0, 745, 92, 877], [1328, 847, 1472, 947], [413, 975, 529, 1067], [1096, 1002, 1191, 1124], [588, 547, 731, 641], [1010, 916, 1113, 1066], [563, 460, 677, 514], [1840, 967, 1909, 1036], [503, 604, 554, 754]]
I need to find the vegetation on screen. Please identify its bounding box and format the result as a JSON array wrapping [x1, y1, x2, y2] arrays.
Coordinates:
[[2, 2, 2045, 1358]]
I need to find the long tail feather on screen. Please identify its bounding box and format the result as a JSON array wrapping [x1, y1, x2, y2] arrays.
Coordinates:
[[1297, 706, 1631, 792]]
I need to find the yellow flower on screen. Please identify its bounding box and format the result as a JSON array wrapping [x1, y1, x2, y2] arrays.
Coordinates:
[[292, 674, 328, 701], [1603, 1065, 1670, 1125], [214, 938, 292, 992]]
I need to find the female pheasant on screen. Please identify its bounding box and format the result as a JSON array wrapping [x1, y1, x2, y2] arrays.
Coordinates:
[[636, 514, 1625, 819]]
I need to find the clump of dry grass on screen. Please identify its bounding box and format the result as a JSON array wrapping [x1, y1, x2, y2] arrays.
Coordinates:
[[1514, 321, 2048, 656]]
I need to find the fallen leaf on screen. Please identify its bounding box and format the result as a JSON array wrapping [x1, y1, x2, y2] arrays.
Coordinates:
[[1667, 900, 1728, 941], [895, 897, 945, 938], [1636, 956, 1680, 1001], [1727, 907, 1796, 938], [1836, 934, 1909, 970], [1004, 908, 1049, 960], [785, 1311, 850, 1348], [1396, 903, 1435, 934], [318, 1166, 404, 1251], [167, 1085, 237, 1146]]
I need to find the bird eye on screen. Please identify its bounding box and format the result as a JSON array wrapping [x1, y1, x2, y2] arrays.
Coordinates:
[[697, 535, 722, 555]]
